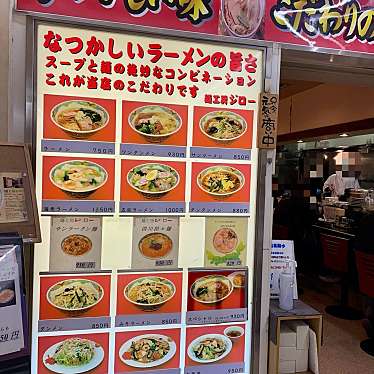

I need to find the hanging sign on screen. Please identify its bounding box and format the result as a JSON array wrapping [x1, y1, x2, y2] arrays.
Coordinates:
[[16, 0, 374, 55]]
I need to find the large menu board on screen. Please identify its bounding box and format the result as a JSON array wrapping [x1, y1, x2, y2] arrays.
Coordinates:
[[32, 23, 263, 374]]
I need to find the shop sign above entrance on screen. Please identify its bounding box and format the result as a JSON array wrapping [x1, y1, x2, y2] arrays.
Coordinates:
[[16, 0, 374, 55]]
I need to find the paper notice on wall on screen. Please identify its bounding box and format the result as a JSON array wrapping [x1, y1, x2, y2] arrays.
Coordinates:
[[49, 216, 103, 272], [0, 245, 25, 356], [270, 240, 298, 299], [131, 217, 179, 269], [0, 173, 28, 224]]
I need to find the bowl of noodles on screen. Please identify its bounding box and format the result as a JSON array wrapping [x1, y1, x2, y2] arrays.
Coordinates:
[[127, 163, 180, 199], [47, 279, 104, 314], [51, 100, 109, 139], [138, 233, 173, 259], [199, 111, 247, 142], [190, 275, 233, 304], [197, 165, 245, 198], [129, 105, 182, 142], [49, 160, 108, 197], [124, 276, 176, 311]]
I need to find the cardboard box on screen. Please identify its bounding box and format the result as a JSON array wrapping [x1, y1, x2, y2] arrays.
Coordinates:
[[280, 360, 296, 374], [280, 324, 297, 347], [288, 320, 310, 350], [280, 346, 309, 372], [296, 348, 309, 372]]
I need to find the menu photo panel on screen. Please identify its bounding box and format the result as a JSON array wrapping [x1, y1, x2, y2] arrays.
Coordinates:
[[38, 273, 111, 332], [116, 270, 183, 327], [120, 159, 186, 215], [41, 94, 116, 155], [185, 323, 247, 374], [41, 155, 115, 215], [115, 327, 181, 374], [121, 100, 188, 159], [186, 268, 248, 325], [131, 216, 180, 270], [38, 332, 110, 374]]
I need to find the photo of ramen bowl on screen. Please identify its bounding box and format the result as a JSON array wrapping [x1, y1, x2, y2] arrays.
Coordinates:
[[197, 165, 245, 198], [0, 285, 15, 307], [127, 163, 180, 199], [190, 275, 233, 304], [199, 111, 247, 142], [129, 105, 182, 143], [51, 100, 109, 139], [138, 233, 173, 259], [221, 0, 265, 38], [49, 160, 108, 198], [61, 235, 93, 257], [47, 279, 104, 314], [124, 276, 176, 311], [213, 228, 238, 254]]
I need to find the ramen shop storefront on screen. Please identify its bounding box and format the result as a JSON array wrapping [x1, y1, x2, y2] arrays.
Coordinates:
[[14, 2, 279, 373]]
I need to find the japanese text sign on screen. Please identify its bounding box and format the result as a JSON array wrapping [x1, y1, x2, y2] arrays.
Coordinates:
[[17, 0, 374, 55], [49, 216, 103, 272], [257, 93, 279, 149]]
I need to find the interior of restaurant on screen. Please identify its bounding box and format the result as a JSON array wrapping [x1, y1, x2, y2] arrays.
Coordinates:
[[273, 51, 374, 373]]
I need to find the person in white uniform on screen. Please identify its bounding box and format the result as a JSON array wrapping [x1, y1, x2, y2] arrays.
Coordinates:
[[323, 171, 360, 197]]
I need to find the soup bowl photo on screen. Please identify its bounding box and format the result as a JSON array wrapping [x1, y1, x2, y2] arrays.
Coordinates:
[[197, 165, 245, 198], [127, 163, 180, 199], [124, 276, 176, 311], [128, 105, 182, 143], [51, 100, 109, 139], [46, 278, 104, 315], [199, 110, 247, 143], [190, 275, 234, 305], [49, 160, 108, 198]]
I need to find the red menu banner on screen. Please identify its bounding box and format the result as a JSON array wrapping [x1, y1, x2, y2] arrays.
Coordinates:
[[17, 0, 374, 55]]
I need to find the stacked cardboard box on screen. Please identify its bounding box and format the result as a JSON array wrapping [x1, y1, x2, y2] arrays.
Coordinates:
[[279, 321, 310, 373]]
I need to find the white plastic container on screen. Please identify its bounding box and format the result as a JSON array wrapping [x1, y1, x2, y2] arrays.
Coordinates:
[[279, 260, 296, 311]]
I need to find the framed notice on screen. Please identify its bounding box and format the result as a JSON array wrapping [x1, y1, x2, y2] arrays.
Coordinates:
[[0, 144, 40, 242], [0, 244, 25, 358], [204, 217, 248, 268], [49, 216, 103, 272], [38, 272, 111, 332], [131, 216, 179, 269], [186, 268, 248, 325]]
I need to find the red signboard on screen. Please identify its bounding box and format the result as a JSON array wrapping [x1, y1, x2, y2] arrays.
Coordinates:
[[16, 0, 374, 55]]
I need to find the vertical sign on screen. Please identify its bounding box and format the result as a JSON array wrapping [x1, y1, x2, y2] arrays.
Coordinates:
[[257, 93, 279, 149]]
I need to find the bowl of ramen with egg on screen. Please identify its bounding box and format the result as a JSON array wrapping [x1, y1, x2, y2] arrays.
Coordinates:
[[129, 105, 182, 142], [51, 100, 109, 139], [197, 165, 245, 198], [221, 0, 265, 38], [190, 275, 233, 304], [127, 163, 180, 199], [61, 235, 92, 257], [124, 276, 176, 311], [138, 233, 173, 259], [200, 111, 247, 142], [49, 160, 108, 197]]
